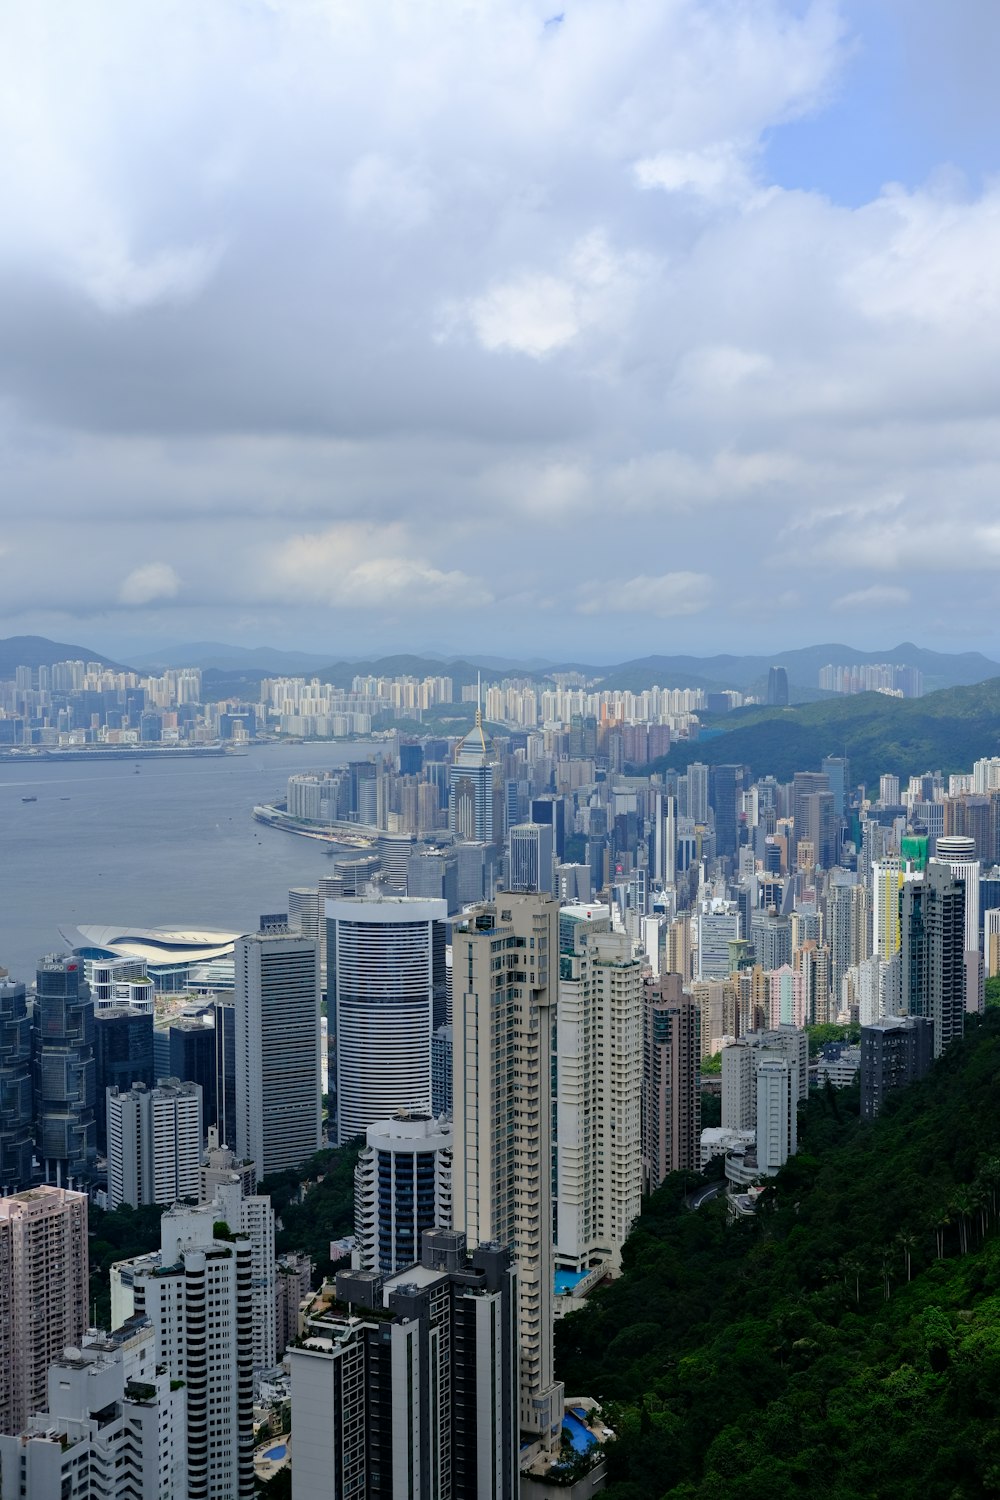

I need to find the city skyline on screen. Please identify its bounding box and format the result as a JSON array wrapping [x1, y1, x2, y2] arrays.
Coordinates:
[[3, 2, 1000, 660]]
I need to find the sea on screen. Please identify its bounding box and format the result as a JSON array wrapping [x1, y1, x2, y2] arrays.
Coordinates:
[[0, 741, 387, 985]]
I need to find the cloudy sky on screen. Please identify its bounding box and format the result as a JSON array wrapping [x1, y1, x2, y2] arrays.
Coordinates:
[[3, 0, 1000, 664]]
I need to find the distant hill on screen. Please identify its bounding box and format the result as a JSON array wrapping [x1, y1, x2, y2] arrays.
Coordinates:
[[129, 641, 341, 674], [0, 635, 126, 677], [646, 677, 1000, 787], [599, 642, 1000, 698]]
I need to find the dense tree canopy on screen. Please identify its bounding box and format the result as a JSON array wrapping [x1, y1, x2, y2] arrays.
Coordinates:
[[557, 1011, 1000, 1499]]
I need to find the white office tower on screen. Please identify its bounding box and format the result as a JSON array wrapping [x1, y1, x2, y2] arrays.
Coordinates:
[[107, 1078, 203, 1210], [127, 1203, 255, 1500], [234, 930, 322, 1178], [872, 858, 904, 959], [452, 892, 564, 1455], [354, 1114, 452, 1276], [507, 821, 554, 893], [755, 1053, 798, 1174], [696, 902, 741, 979], [326, 896, 447, 1145], [0, 1317, 186, 1499], [556, 917, 643, 1273]]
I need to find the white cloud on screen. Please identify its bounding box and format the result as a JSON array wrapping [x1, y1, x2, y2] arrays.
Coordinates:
[[577, 571, 714, 618], [833, 584, 912, 610], [118, 563, 180, 605], [266, 524, 492, 610]]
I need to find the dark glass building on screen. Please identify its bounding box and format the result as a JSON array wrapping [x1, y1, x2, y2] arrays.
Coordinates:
[[0, 971, 34, 1191], [32, 956, 96, 1184], [93, 1007, 154, 1153]]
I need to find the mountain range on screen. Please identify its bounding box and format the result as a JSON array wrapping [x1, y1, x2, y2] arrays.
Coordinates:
[[4, 636, 1000, 701]]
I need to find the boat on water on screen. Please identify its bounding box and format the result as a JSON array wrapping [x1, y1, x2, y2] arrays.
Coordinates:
[[21, 795, 37, 803]]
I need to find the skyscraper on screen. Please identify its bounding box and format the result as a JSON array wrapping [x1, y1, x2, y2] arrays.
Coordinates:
[[452, 891, 564, 1453], [860, 1015, 934, 1120], [353, 1113, 453, 1275], [0, 1186, 89, 1436], [507, 821, 554, 893], [449, 704, 497, 843], [234, 930, 322, 1178], [766, 666, 789, 707], [326, 896, 447, 1145], [32, 957, 96, 1186], [899, 862, 965, 1056], [128, 1203, 255, 1500], [556, 916, 644, 1272], [0, 970, 33, 1192], [642, 974, 701, 1188], [107, 1079, 203, 1210], [93, 1006, 154, 1154], [290, 1232, 517, 1500]]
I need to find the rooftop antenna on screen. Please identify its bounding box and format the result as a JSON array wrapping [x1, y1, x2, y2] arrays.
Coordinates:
[[476, 670, 482, 728]]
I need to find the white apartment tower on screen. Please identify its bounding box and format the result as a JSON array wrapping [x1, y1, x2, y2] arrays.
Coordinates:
[[0, 1187, 89, 1437], [129, 1203, 255, 1500], [452, 891, 564, 1454], [0, 1317, 187, 1500], [556, 914, 644, 1272], [107, 1079, 203, 1210], [756, 1054, 799, 1173], [235, 930, 322, 1178]]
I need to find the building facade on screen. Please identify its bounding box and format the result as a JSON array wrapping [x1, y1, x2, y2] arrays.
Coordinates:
[[234, 930, 322, 1178], [0, 1186, 89, 1437], [451, 892, 564, 1453], [326, 897, 447, 1145], [353, 1114, 453, 1276]]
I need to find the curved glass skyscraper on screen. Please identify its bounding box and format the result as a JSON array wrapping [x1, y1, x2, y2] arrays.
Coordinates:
[[0, 970, 33, 1192], [326, 897, 447, 1144], [32, 956, 96, 1186]]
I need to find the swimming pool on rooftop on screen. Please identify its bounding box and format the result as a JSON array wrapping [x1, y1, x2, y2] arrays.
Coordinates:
[[562, 1411, 597, 1455], [554, 1268, 588, 1295]]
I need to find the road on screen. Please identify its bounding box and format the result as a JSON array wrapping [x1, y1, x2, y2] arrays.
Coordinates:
[[687, 1181, 724, 1211]]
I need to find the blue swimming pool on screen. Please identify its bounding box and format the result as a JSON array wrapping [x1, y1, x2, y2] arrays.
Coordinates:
[[563, 1412, 597, 1455], [554, 1269, 588, 1295], [264, 1445, 287, 1461]]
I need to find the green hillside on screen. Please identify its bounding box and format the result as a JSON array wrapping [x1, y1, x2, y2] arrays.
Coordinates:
[[556, 1010, 1000, 1499], [645, 677, 1000, 788]]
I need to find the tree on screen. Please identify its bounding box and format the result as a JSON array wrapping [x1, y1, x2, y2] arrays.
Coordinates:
[[896, 1229, 917, 1283]]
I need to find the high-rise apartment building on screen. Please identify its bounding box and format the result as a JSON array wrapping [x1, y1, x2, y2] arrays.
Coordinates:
[[860, 1015, 935, 1119], [127, 1203, 255, 1500], [0, 970, 33, 1192], [642, 974, 701, 1189], [354, 1114, 453, 1276], [756, 1053, 798, 1174], [721, 1028, 808, 1132], [0, 1317, 187, 1499], [234, 930, 322, 1178], [290, 1232, 517, 1500], [274, 1253, 313, 1361], [872, 858, 905, 959], [899, 863, 966, 1056], [556, 917, 644, 1272], [696, 903, 740, 979], [107, 1079, 203, 1210], [452, 892, 564, 1452], [0, 1186, 89, 1436], [326, 896, 447, 1144], [32, 956, 96, 1186]]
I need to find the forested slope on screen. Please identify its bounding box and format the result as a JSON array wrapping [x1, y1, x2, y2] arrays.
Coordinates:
[[556, 1012, 1000, 1499]]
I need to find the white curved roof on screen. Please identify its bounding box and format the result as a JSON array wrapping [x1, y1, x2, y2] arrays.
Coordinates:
[[59, 925, 240, 965]]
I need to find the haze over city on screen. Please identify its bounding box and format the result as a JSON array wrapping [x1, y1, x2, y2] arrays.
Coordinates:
[[4, 0, 1000, 661]]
